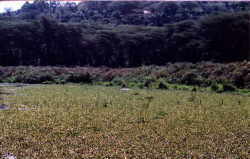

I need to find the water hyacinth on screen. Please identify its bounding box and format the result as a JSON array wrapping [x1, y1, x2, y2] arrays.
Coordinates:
[[0, 84, 249, 158]]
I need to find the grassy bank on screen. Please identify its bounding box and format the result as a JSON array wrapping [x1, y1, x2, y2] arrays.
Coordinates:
[[0, 84, 249, 158]]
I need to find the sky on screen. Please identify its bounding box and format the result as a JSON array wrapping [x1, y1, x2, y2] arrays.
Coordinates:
[[0, 0, 249, 13], [0, 1, 79, 13], [0, 1, 28, 13]]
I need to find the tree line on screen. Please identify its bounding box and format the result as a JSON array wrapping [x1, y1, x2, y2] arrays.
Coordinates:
[[0, 11, 249, 67], [1, 1, 249, 26]]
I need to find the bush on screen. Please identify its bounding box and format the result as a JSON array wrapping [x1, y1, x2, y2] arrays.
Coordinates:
[[67, 73, 92, 83], [222, 83, 236, 92], [157, 79, 168, 89], [42, 81, 55, 84], [210, 82, 226, 93], [54, 78, 66, 84], [181, 72, 201, 85], [211, 82, 236, 93], [111, 77, 127, 87], [143, 76, 156, 88], [211, 82, 220, 92], [4, 76, 18, 83], [127, 81, 138, 88], [137, 82, 145, 89]]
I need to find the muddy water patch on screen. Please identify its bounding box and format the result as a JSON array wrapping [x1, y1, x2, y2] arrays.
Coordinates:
[[0, 103, 37, 111], [0, 104, 10, 110], [0, 83, 42, 111], [16, 104, 37, 111], [0, 83, 31, 87], [1, 153, 17, 159]]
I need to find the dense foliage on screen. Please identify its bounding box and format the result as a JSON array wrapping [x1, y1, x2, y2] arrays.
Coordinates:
[[0, 1, 249, 67], [0, 62, 249, 90], [2, 1, 250, 25]]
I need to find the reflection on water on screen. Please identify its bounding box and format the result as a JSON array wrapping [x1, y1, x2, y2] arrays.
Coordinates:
[[0, 83, 32, 111], [0, 83, 29, 87], [1, 153, 17, 159], [0, 104, 10, 110]]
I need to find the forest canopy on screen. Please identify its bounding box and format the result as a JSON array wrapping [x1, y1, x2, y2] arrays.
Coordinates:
[[0, 1, 249, 67]]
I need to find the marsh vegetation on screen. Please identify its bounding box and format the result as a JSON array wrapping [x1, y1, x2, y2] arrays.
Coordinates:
[[0, 84, 249, 158]]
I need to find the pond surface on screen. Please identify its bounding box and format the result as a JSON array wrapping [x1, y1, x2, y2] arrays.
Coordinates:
[[2, 153, 17, 159], [0, 104, 10, 110], [0, 83, 30, 87], [0, 83, 41, 111]]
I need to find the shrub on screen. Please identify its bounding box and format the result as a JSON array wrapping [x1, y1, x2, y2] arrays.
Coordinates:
[[121, 81, 128, 88], [42, 81, 55, 84], [54, 79, 66, 84], [210, 82, 236, 93], [211, 82, 220, 92], [143, 76, 156, 88], [4, 76, 18, 83], [137, 83, 145, 89], [222, 83, 236, 92], [111, 77, 127, 87], [210, 82, 224, 93], [192, 87, 197, 92], [67, 73, 92, 83], [157, 79, 168, 89], [127, 81, 138, 88], [181, 72, 201, 85]]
